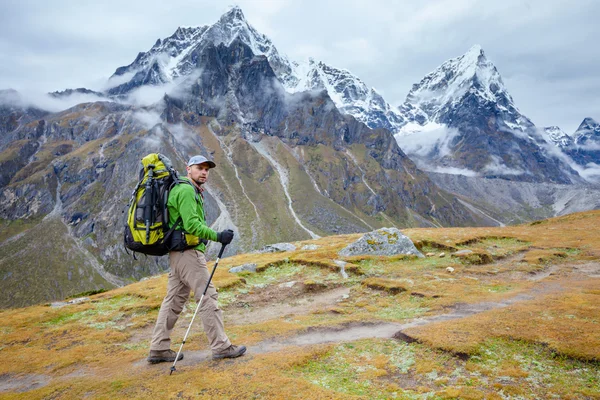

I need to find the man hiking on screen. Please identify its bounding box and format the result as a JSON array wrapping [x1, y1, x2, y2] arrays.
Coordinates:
[[147, 155, 246, 364]]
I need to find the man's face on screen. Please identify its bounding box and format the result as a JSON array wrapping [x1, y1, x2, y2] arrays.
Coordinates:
[[186, 162, 211, 186]]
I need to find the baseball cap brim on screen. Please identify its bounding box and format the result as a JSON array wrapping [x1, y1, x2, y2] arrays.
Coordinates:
[[187, 155, 216, 168]]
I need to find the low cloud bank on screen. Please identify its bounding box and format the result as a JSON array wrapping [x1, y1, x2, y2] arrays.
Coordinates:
[[482, 155, 526, 176], [394, 121, 460, 159], [1, 89, 106, 113], [430, 166, 479, 176], [132, 110, 162, 130]]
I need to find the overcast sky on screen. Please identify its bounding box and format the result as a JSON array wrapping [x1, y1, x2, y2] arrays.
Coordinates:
[[1, 0, 598, 133]]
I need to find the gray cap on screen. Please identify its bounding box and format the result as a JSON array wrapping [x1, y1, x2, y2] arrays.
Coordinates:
[[187, 155, 216, 168]]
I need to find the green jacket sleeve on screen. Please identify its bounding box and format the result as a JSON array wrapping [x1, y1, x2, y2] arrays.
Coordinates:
[[173, 184, 218, 241]]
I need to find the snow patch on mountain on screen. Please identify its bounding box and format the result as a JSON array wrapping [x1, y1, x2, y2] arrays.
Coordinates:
[[542, 126, 573, 148]]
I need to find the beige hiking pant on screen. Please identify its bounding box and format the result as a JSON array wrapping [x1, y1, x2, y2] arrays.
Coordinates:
[[150, 249, 231, 352]]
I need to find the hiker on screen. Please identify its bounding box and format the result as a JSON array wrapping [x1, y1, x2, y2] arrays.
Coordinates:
[[147, 155, 246, 364]]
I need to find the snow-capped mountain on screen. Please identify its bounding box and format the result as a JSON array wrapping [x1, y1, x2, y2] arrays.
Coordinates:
[[284, 59, 406, 132], [107, 6, 294, 95], [393, 45, 577, 184], [572, 117, 600, 147], [398, 45, 530, 131], [105, 6, 404, 135], [542, 126, 573, 148], [561, 118, 600, 177], [104, 8, 582, 184]]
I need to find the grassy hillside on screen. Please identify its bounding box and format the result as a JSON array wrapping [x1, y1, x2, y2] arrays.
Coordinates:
[[0, 217, 115, 308], [0, 108, 493, 309], [1, 211, 598, 399]]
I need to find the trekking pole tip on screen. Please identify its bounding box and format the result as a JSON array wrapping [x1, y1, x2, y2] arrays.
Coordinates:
[[169, 366, 176, 375]]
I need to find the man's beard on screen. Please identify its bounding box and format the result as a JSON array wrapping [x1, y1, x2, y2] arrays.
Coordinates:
[[191, 177, 205, 187]]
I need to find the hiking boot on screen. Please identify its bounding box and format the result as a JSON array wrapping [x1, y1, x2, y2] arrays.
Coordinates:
[[212, 344, 247, 360], [147, 349, 183, 364]]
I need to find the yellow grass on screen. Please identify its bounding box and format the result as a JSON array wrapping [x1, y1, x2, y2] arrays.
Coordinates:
[[1, 210, 599, 398], [404, 278, 600, 361]]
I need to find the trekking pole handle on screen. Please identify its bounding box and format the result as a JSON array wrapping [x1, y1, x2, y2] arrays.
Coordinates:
[[202, 243, 227, 297], [217, 243, 227, 258]]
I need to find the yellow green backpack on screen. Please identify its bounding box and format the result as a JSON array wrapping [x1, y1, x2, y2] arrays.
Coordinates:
[[123, 153, 192, 256]]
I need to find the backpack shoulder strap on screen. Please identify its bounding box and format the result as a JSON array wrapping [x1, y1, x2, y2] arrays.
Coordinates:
[[163, 216, 183, 241], [170, 178, 200, 203]]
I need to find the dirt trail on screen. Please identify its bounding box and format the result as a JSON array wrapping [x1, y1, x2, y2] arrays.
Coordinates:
[[0, 374, 49, 393], [136, 281, 564, 371], [224, 286, 351, 325]]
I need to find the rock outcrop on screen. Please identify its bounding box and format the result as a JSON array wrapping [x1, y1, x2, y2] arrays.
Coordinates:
[[338, 228, 424, 257]]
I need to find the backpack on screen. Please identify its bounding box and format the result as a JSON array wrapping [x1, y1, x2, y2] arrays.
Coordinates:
[[123, 153, 192, 256]]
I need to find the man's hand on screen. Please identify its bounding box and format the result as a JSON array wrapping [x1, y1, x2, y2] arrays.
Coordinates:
[[216, 229, 234, 245]]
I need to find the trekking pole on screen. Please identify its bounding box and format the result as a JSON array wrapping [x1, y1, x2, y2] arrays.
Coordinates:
[[144, 165, 155, 243], [170, 243, 227, 375]]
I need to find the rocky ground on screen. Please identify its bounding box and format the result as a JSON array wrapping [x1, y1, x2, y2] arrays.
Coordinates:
[[428, 172, 600, 225]]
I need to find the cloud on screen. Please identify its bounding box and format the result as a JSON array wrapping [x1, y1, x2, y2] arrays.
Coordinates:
[[170, 71, 199, 98], [136, 124, 170, 153], [132, 110, 162, 130], [0, 89, 24, 107], [103, 70, 139, 91], [118, 74, 189, 107], [430, 166, 479, 176], [482, 155, 525, 176], [166, 122, 199, 149], [112, 68, 207, 109], [1, 89, 107, 112], [120, 85, 170, 107], [394, 122, 460, 159], [566, 160, 600, 183], [534, 128, 600, 183], [576, 163, 600, 182], [574, 142, 600, 151]]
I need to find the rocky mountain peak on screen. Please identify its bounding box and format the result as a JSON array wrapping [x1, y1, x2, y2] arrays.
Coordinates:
[[401, 44, 514, 125], [103, 7, 406, 135], [204, 6, 263, 49], [573, 117, 600, 146], [579, 117, 598, 127], [394, 45, 577, 184], [283, 59, 406, 132], [576, 117, 599, 133], [106, 6, 291, 95], [215, 5, 256, 38]]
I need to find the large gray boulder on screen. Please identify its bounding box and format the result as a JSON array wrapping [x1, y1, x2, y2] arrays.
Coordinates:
[[229, 263, 257, 273], [338, 228, 424, 257], [255, 242, 297, 253]]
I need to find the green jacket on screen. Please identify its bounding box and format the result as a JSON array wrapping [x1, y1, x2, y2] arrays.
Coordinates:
[[167, 177, 217, 252]]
